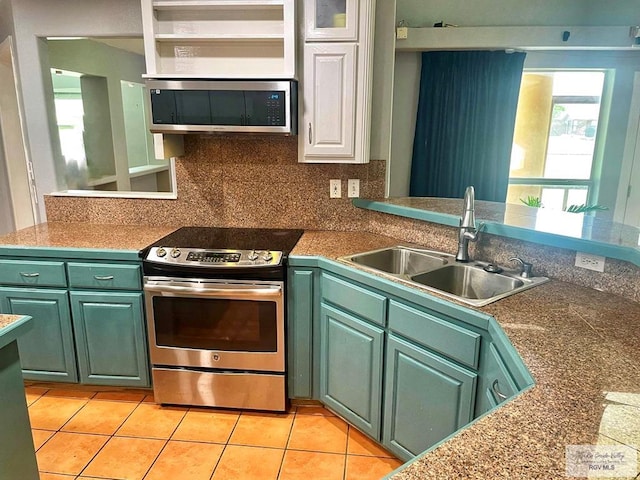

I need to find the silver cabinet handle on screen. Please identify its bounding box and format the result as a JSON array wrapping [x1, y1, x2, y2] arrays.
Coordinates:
[[94, 275, 114, 281], [492, 379, 508, 401], [308, 122, 312, 144], [20, 272, 40, 278]]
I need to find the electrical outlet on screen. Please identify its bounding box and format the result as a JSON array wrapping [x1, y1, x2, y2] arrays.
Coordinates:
[[396, 27, 408, 39], [348, 179, 360, 198], [575, 252, 606, 272], [330, 179, 341, 198]]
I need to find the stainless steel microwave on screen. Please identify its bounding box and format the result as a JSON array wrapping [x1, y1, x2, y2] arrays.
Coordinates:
[[146, 80, 297, 135]]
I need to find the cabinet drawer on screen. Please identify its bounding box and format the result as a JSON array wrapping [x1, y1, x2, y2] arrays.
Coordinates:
[[67, 263, 142, 290], [0, 259, 67, 287], [388, 300, 481, 369], [320, 273, 386, 326]]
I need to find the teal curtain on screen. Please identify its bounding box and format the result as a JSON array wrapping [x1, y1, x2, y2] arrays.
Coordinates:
[[409, 50, 526, 202]]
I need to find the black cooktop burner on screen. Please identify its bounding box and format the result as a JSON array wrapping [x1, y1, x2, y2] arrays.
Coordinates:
[[148, 227, 304, 253]]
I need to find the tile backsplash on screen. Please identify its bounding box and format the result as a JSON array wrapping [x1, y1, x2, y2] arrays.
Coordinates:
[[45, 135, 638, 303], [45, 136, 385, 229]]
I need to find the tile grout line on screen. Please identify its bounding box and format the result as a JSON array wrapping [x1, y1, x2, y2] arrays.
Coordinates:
[[207, 407, 244, 480], [343, 424, 350, 480], [274, 405, 299, 479], [75, 394, 146, 479], [137, 401, 190, 480]]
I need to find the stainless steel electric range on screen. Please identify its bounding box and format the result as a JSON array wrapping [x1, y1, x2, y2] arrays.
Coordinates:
[[142, 227, 303, 411]]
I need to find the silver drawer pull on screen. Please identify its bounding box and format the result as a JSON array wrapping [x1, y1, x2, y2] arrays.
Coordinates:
[[20, 272, 40, 278], [492, 379, 508, 401], [94, 275, 115, 281]]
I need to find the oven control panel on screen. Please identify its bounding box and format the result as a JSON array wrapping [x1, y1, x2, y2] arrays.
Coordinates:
[[145, 247, 284, 267]]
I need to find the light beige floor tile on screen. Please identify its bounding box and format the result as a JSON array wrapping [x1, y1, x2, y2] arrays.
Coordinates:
[[171, 408, 240, 444], [116, 402, 187, 439], [278, 450, 345, 480], [345, 455, 403, 480], [144, 440, 224, 480], [212, 445, 284, 480], [82, 436, 166, 480], [93, 390, 149, 402], [62, 400, 138, 435], [288, 415, 348, 454], [347, 427, 396, 457], [294, 405, 336, 416], [25, 386, 48, 406], [43, 388, 96, 399], [36, 431, 109, 475], [28, 396, 88, 430], [229, 412, 294, 448], [32, 429, 55, 450], [38, 473, 74, 480]]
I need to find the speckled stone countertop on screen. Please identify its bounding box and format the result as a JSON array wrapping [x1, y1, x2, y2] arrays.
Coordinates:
[[0, 222, 176, 251], [292, 231, 640, 479], [0, 314, 33, 350], [0, 314, 24, 331]]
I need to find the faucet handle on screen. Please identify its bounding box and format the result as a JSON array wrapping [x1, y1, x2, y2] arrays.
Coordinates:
[[509, 257, 533, 278]]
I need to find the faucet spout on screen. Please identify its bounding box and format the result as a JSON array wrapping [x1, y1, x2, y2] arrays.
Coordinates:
[[461, 186, 476, 229], [456, 186, 480, 262]]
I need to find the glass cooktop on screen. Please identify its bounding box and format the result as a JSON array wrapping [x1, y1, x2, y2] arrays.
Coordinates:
[[148, 227, 304, 253]]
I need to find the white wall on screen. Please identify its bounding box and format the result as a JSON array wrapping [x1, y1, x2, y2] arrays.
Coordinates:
[[8, 0, 143, 221], [0, 0, 16, 233]]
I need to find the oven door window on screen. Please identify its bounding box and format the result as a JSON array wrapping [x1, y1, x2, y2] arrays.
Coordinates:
[[152, 297, 277, 352]]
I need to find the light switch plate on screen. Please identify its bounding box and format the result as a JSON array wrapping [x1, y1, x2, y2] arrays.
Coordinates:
[[348, 179, 360, 198], [330, 179, 341, 198]]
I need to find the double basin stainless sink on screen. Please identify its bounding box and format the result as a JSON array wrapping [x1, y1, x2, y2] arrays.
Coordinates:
[[340, 246, 549, 307]]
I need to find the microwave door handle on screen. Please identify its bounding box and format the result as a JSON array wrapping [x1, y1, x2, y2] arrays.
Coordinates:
[[145, 283, 282, 300]]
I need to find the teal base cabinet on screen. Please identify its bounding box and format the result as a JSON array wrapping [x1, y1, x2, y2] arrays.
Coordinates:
[[0, 288, 77, 382], [383, 334, 477, 460], [0, 251, 151, 388], [70, 291, 148, 386], [320, 303, 384, 438], [0, 340, 39, 480], [287, 258, 534, 464], [287, 267, 317, 399]]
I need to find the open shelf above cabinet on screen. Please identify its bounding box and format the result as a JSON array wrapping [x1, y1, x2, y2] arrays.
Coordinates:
[[142, 0, 295, 78]]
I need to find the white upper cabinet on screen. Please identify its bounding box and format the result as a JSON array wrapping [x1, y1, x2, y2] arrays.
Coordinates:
[[303, 44, 357, 157], [300, 0, 375, 164], [305, 0, 359, 42], [141, 0, 296, 79]]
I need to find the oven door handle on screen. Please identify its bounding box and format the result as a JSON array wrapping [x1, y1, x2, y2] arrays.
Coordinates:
[[144, 283, 282, 299]]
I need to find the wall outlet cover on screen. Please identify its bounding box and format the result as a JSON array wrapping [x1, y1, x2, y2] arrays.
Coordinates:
[[575, 252, 606, 272]]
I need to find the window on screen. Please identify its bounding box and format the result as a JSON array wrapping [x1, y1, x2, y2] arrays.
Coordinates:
[[507, 71, 606, 211]]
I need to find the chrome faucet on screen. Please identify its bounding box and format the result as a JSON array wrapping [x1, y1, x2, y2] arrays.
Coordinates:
[[455, 186, 481, 262]]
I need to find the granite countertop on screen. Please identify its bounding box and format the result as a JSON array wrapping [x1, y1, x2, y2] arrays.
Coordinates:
[[0, 222, 177, 251], [0, 314, 25, 331], [1, 225, 638, 476], [0, 314, 33, 350], [292, 231, 640, 479]]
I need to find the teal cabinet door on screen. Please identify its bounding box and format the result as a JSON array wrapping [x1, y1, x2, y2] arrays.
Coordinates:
[[320, 303, 384, 439], [287, 268, 316, 399], [383, 334, 477, 461], [70, 291, 149, 387], [0, 288, 77, 382]]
